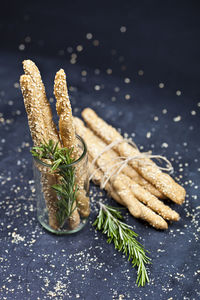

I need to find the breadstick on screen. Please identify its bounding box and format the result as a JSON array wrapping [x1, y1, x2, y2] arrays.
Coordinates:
[[74, 117, 165, 198], [88, 157, 141, 216], [20, 75, 48, 146], [89, 157, 168, 229], [89, 148, 170, 227], [82, 108, 186, 204], [23, 60, 60, 144], [75, 169, 90, 218], [88, 157, 123, 205], [118, 174, 179, 221], [54, 70, 89, 224], [20, 74, 59, 230], [41, 172, 60, 230], [54, 69, 76, 151], [77, 117, 178, 224], [112, 175, 168, 230], [97, 150, 179, 222]]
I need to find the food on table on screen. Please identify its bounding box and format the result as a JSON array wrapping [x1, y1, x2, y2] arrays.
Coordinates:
[[20, 60, 90, 230], [82, 108, 186, 205], [75, 116, 182, 229], [20, 59, 185, 231]]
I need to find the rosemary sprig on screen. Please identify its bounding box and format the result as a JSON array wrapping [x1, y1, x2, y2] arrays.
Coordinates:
[[93, 203, 151, 286], [31, 140, 78, 227]]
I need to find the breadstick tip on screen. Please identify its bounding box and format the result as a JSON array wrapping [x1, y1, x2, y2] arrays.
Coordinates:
[[55, 68, 66, 80], [23, 59, 38, 73], [23, 59, 34, 67], [54, 68, 70, 116], [82, 107, 96, 118]]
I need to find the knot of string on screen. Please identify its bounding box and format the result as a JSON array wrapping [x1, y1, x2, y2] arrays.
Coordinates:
[[89, 138, 173, 189]]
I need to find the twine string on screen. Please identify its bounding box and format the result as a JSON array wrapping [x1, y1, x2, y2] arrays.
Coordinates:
[[89, 138, 173, 188]]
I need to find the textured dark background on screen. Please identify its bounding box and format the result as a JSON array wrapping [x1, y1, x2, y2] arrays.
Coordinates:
[[0, 1, 200, 299]]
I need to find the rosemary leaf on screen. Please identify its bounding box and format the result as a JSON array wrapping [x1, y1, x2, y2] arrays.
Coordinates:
[[93, 202, 151, 287], [31, 140, 78, 227]]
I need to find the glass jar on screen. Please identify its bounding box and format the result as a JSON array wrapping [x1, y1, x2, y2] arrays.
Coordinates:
[[32, 135, 90, 235]]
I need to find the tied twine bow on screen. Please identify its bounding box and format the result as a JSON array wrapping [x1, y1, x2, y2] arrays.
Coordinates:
[[89, 138, 174, 189]]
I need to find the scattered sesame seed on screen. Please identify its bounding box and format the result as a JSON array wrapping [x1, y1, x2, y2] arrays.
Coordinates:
[[161, 142, 168, 148], [162, 109, 167, 114], [159, 83, 165, 88], [124, 78, 130, 84], [146, 132, 151, 138], [120, 26, 127, 33], [77, 45, 83, 52], [176, 90, 182, 96], [138, 70, 144, 76], [125, 94, 131, 100], [19, 44, 25, 51], [81, 70, 87, 76], [106, 68, 112, 75], [94, 85, 101, 91], [14, 82, 20, 89], [191, 110, 196, 115], [114, 87, 120, 92], [86, 33, 93, 40], [173, 115, 181, 122]]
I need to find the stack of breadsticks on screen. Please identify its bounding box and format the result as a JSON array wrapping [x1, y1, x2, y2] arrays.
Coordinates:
[[20, 60, 90, 230], [74, 108, 186, 230]]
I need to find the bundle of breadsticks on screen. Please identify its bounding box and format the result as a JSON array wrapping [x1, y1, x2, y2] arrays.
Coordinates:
[[20, 60, 90, 231], [74, 108, 186, 230]]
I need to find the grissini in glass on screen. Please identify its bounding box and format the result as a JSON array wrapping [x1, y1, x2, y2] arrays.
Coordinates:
[[54, 69, 90, 222], [20, 61, 90, 234], [33, 135, 89, 234]]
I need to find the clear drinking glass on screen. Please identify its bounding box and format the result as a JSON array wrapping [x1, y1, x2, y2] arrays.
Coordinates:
[[32, 135, 90, 235]]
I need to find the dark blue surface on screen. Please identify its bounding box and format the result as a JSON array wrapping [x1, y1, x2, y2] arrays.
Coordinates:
[[0, 1, 200, 299]]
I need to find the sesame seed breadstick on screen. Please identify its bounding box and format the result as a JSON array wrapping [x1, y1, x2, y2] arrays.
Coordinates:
[[118, 174, 179, 221], [74, 117, 165, 198], [41, 172, 60, 230], [112, 175, 168, 230], [75, 117, 169, 228], [88, 157, 141, 217], [89, 157, 168, 229], [20, 75, 48, 146], [75, 168, 90, 218], [76, 190, 90, 218], [97, 149, 179, 222], [20, 74, 59, 230], [82, 108, 186, 204], [119, 161, 166, 199], [54, 69, 76, 151], [88, 143, 171, 226], [54, 69, 89, 223], [23, 60, 60, 144], [88, 156, 123, 205]]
